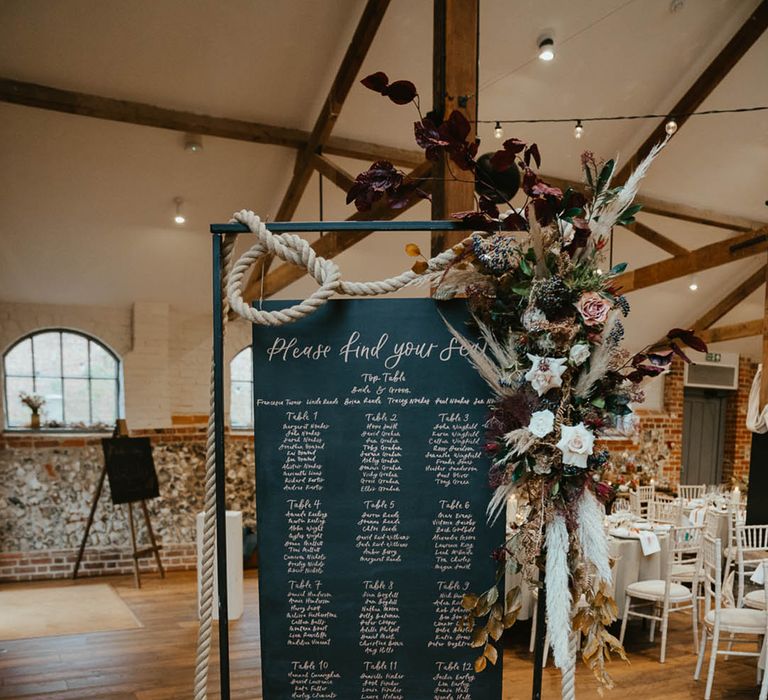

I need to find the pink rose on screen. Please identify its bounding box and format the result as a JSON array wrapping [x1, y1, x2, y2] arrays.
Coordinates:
[[575, 292, 611, 326]]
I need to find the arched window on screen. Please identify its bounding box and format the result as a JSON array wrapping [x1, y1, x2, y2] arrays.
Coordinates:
[[3, 330, 121, 430], [230, 346, 253, 429]]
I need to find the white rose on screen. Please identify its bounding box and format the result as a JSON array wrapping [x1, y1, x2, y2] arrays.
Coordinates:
[[556, 422, 595, 469], [524, 354, 568, 397], [569, 343, 590, 366], [528, 410, 555, 438]]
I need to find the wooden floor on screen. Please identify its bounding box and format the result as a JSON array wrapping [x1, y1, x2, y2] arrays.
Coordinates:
[[0, 571, 761, 699]]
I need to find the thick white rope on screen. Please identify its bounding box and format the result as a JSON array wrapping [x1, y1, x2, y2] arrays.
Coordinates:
[[194, 211, 474, 697], [560, 632, 579, 700], [194, 234, 236, 700]]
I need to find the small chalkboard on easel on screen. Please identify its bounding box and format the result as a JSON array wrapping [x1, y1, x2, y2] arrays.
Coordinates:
[[102, 437, 159, 504], [72, 421, 165, 587]]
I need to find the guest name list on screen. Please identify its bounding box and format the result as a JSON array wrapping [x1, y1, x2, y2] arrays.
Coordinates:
[[253, 299, 503, 699]]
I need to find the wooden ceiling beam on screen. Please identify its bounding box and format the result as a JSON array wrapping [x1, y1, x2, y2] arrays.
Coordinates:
[[0, 76, 422, 168], [698, 319, 763, 344], [692, 264, 767, 330], [614, 0, 768, 184], [253, 161, 432, 300], [614, 227, 768, 293], [311, 154, 355, 194], [621, 221, 689, 257], [274, 0, 391, 223], [430, 0, 479, 255], [540, 172, 766, 233]]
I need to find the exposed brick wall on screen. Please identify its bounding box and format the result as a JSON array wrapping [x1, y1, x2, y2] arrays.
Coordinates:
[[723, 359, 758, 484], [0, 426, 255, 582], [597, 357, 755, 488], [0, 544, 197, 582]]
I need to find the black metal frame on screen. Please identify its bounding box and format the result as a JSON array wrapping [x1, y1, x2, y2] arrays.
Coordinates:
[[208, 219, 544, 700]]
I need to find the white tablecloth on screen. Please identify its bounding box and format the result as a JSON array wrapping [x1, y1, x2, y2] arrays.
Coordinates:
[[610, 533, 670, 615]]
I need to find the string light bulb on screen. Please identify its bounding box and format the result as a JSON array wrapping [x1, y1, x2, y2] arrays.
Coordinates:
[[173, 197, 185, 225], [493, 121, 504, 139], [574, 120, 584, 139], [688, 276, 698, 292], [537, 36, 555, 62], [665, 118, 678, 135]]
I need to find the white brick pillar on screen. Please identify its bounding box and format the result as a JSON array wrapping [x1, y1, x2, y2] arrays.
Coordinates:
[[124, 302, 171, 429]]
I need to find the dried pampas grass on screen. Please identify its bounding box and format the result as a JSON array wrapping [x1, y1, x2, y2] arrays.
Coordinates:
[[546, 514, 573, 669], [577, 489, 612, 584]]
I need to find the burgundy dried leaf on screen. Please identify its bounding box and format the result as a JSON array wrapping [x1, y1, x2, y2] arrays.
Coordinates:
[[415, 118, 449, 161], [439, 110, 472, 144], [347, 161, 404, 212], [501, 138, 526, 155], [521, 168, 538, 196], [451, 211, 496, 232], [361, 71, 389, 94], [668, 341, 693, 364], [646, 351, 673, 366], [490, 148, 518, 172], [666, 328, 708, 353], [449, 140, 479, 171], [478, 195, 500, 219], [524, 143, 541, 169], [383, 79, 417, 105], [501, 212, 527, 231]]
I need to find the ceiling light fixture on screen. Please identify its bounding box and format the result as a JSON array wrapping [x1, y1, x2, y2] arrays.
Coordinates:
[[494, 121, 504, 139], [688, 276, 698, 292], [665, 118, 678, 135], [184, 134, 203, 153], [574, 120, 584, 139], [174, 197, 186, 225], [537, 36, 555, 62]]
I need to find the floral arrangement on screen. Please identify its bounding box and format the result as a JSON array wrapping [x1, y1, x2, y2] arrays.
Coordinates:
[[352, 73, 706, 690], [19, 391, 45, 413]]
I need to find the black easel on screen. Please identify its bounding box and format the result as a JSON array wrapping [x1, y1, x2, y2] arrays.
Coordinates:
[[72, 421, 165, 588]]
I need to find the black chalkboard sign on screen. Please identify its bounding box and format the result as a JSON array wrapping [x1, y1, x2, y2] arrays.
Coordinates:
[[252, 298, 503, 700], [101, 437, 159, 505]]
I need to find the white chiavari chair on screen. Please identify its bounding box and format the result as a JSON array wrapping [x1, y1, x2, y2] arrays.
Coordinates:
[[619, 525, 699, 662], [678, 484, 706, 501], [694, 539, 768, 700], [723, 504, 746, 585], [736, 524, 768, 609], [650, 497, 684, 526]]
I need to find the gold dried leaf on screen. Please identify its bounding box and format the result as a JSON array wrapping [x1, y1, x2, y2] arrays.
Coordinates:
[[412, 260, 429, 274], [483, 586, 499, 607], [502, 611, 519, 628], [488, 616, 504, 641], [452, 243, 465, 255], [474, 655, 487, 673], [461, 593, 479, 610], [405, 243, 421, 257], [470, 626, 488, 648], [582, 634, 600, 661], [484, 643, 499, 665], [505, 588, 521, 611], [490, 603, 503, 620]]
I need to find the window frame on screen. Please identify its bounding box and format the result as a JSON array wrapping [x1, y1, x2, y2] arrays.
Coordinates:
[[230, 345, 254, 430], [3, 328, 122, 432]]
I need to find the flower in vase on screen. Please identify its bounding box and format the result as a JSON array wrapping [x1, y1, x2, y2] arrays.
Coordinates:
[[575, 292, 611, 327], [556, 422, 595, 469], [569, 343, 590, 366], [528, 409, 555, 438], [524, 354, 567, 397]]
